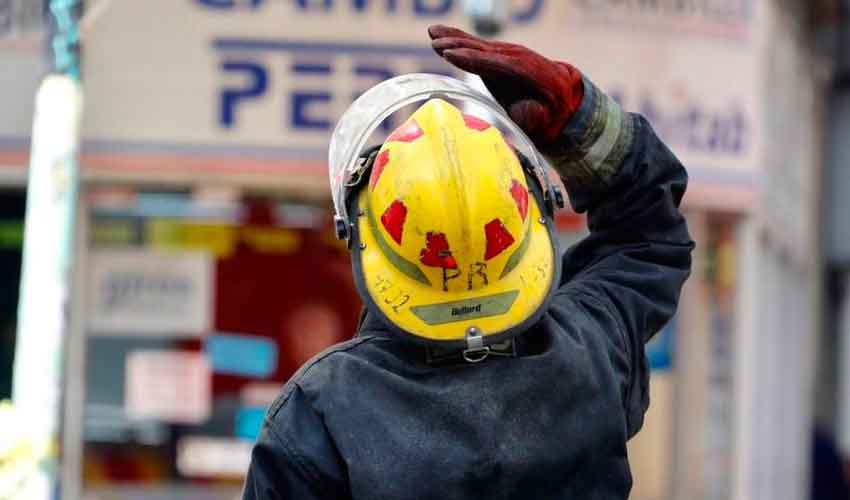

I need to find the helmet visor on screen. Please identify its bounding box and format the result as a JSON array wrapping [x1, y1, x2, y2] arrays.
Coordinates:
[[328, 73, 553, 239]]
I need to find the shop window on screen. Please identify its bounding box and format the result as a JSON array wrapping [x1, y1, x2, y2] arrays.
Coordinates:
[[80, 188, 361, 497]]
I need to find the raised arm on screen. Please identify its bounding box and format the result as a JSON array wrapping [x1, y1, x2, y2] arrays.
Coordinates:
[[430, 26, 694, 437], [549, 77, 693, 345], [548, 78, 693, 438]]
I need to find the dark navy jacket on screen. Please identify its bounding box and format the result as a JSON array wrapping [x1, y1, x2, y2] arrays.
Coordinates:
[[242, 79, 694, 500]]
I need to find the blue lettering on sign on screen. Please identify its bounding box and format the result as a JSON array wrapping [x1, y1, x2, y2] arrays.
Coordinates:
[[214, 37, 458, 133], [607, 86, 748, 156], [292, 92, 333, 129], [295, 0, 332, 9], [220, 60, 268, 128], [292, 61, 332, 74], [351, 0, 399, 12], [195, 0, 543, 22], [291, 61, 333, 129], [197, 0, 262, 8], [413, 0, 452, 16], [638, 95, 747, 155]]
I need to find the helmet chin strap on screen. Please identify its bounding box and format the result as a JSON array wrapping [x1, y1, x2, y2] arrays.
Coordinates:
[[462, 326, 490, 363], [423, 325, 518, 365]]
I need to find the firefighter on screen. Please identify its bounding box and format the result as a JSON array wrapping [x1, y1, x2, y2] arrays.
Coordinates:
[[242, 25, 693, 499]]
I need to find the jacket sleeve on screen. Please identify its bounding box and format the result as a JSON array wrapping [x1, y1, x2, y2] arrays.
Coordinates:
[[544, 77, 694, 436], [242, 385, 349, 500]]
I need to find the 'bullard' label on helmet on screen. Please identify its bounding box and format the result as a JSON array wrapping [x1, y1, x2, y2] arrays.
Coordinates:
[[410, 290, 519, 326]]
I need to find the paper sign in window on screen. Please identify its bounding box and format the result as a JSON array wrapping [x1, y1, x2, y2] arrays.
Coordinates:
[[125, 350, 211, 424]]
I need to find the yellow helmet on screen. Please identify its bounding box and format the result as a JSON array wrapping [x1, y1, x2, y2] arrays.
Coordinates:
[[330, 75, 563, 349]]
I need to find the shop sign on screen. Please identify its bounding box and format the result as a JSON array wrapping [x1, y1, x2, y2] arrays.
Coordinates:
[[125, 350, 212, 424], [190, 0, 545, 22], [82, 0, 762, 178], [87, 249, 213, 336]]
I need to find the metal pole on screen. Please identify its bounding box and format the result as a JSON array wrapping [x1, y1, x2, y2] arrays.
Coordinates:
[[10, 1, 83, 498]]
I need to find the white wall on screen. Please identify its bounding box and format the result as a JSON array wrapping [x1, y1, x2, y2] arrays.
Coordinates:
[[734, 1, 825, 499]]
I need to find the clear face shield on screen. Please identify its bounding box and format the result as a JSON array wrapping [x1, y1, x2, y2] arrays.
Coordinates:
[[327, 73, 564, 241]]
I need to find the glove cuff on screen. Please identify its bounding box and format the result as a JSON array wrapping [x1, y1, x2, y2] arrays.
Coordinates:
[[541, 76, 635, 193]]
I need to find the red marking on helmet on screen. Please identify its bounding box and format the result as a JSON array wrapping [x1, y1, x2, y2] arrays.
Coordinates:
[[380, 199, 407, 245], [419, 232, 458, 269], [369, 149, 391, 190], [510, 179, 529, 221], [387, 120, 424, 143], [484, 219, 515, 260], [463, 114, 492, 131]]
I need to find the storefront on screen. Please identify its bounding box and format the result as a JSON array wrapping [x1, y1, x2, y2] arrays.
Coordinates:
[[76, 186, 361, 499]]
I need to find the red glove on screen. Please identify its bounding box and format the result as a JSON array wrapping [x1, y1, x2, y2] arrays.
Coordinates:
[[428, 25, 584, 149]]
